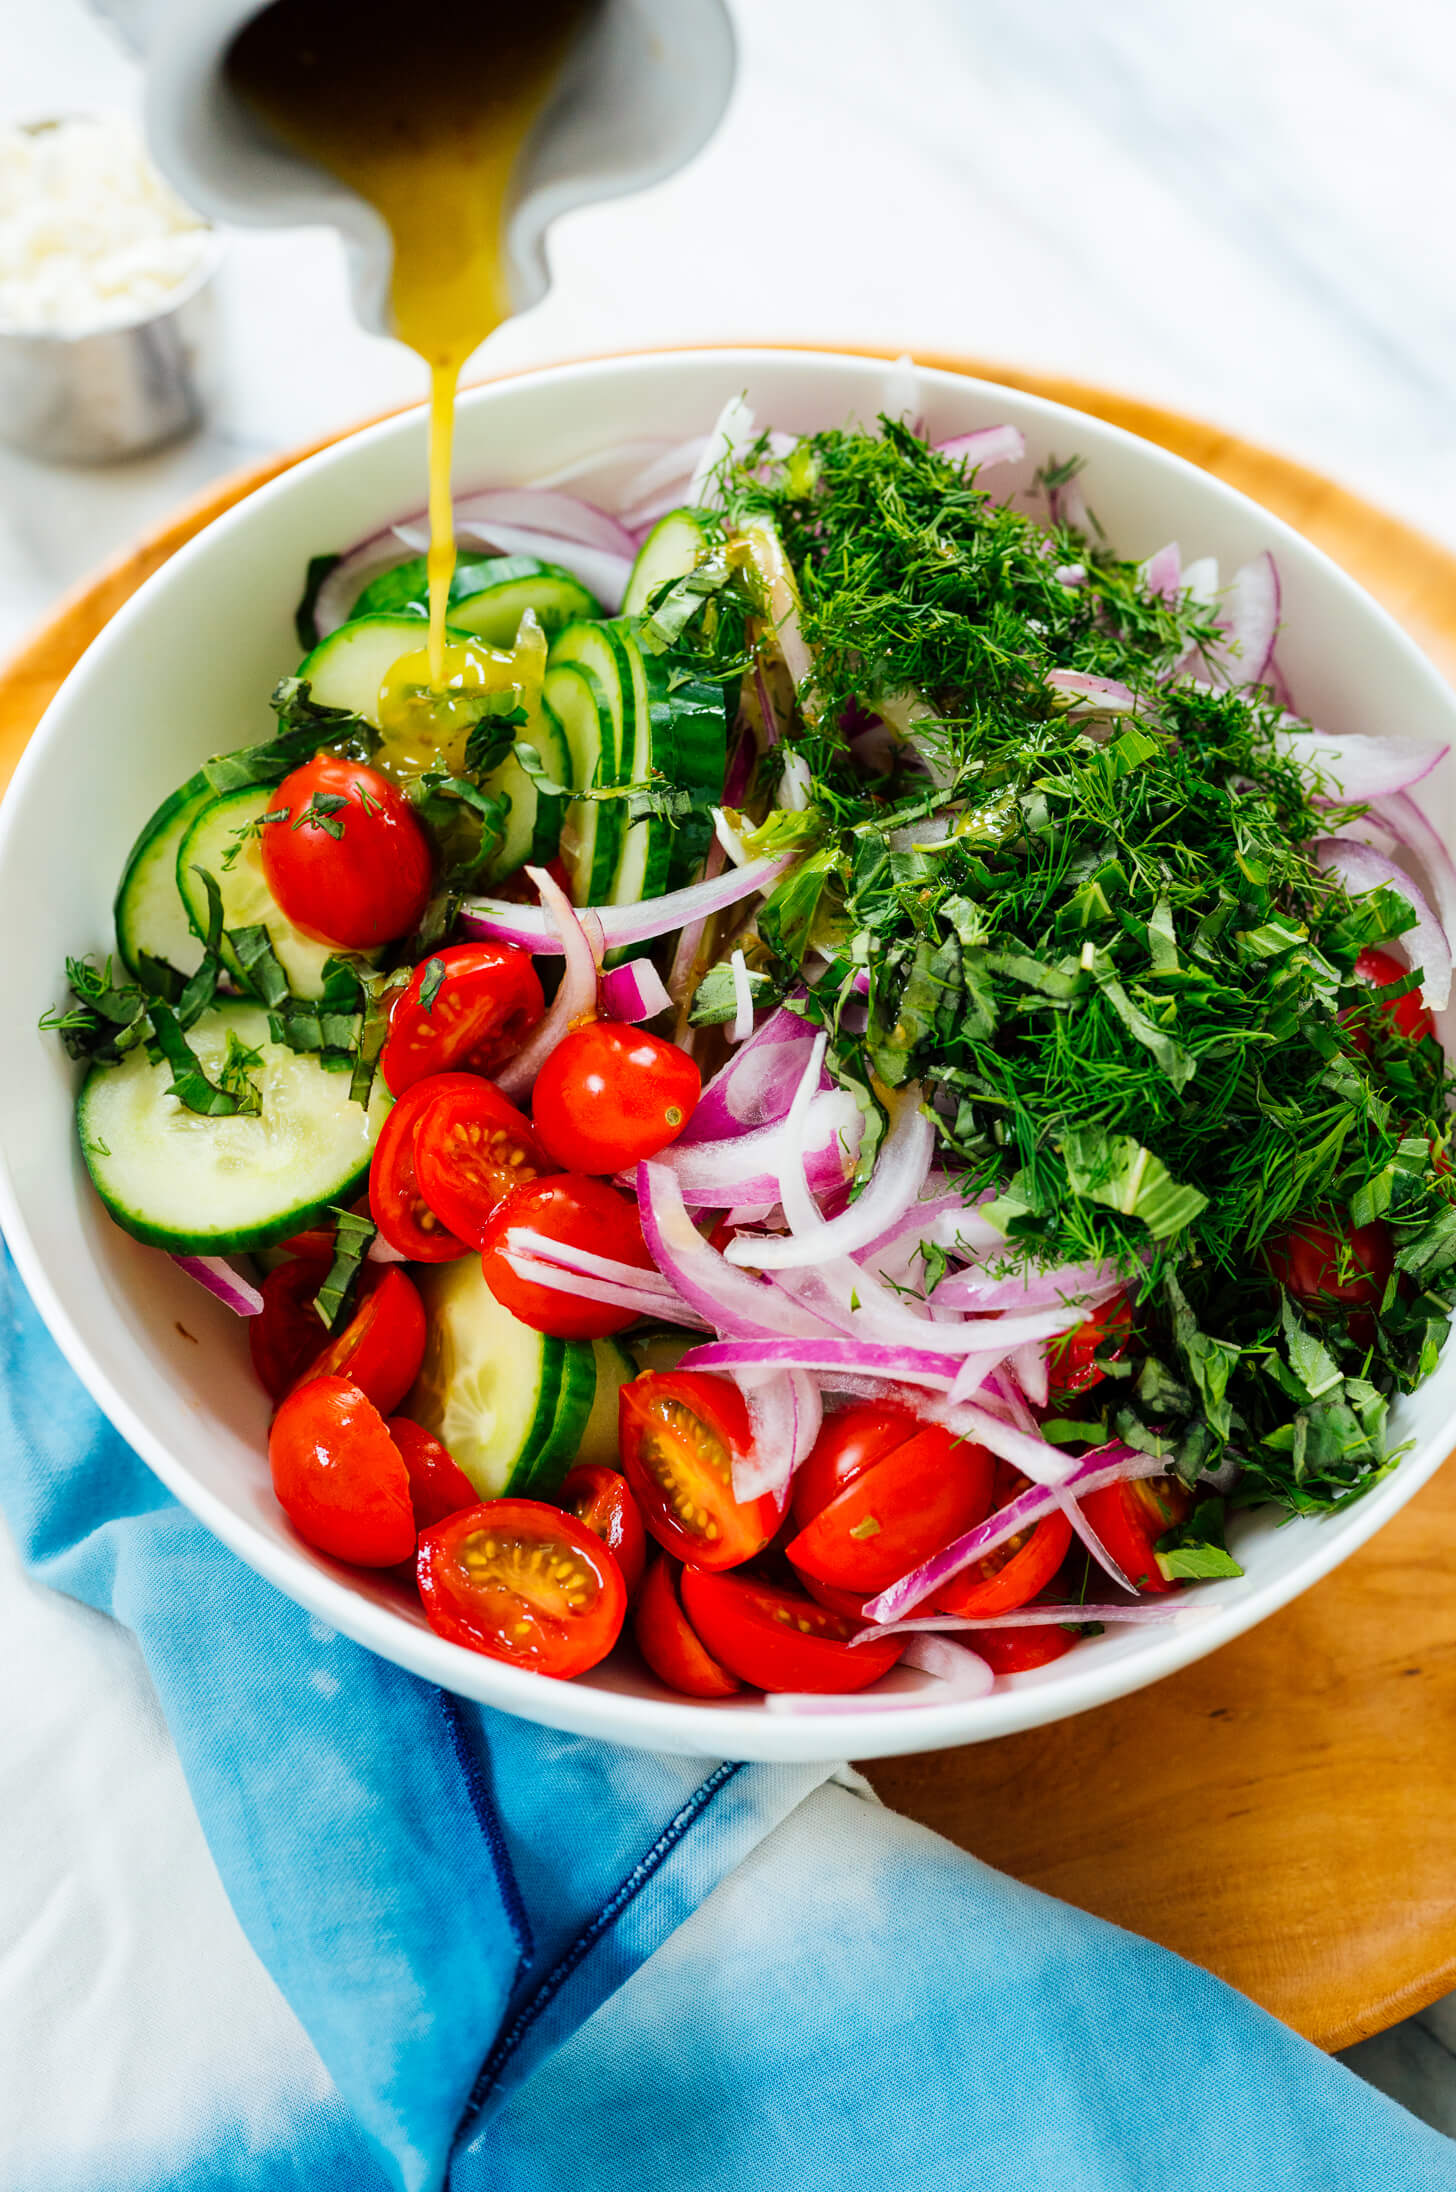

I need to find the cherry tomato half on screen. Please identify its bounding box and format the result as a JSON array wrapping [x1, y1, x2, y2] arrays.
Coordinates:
[[1264, 1215, 1393, 1311], [1047, 1293, 1133, 1399], [369, 1072, 477, 1262], [1078, 1472, 1192, 1596], [293, 1266, 425, 1417], [933, 1464, 1074, 1620], [634, 1556, 742, 1697], [789, 1401, 922, 1529], [261, 753, 432, 950], [531, 1022, 701, 1175], [249, 1255, 332, 1400], [679, 1567, 905, 1693], [1353, 946, 1435, 1045], [269, 1376, 416, 1566], [786, 1425, 994, 1595], [562, 1462, 648, 1599], [380, 943, 545, 1096], [619, 1371, 779, 1571], [416, 1497, 627, 1679], [480, 1173, 655, 1339], [974, 1624, 1079, 1676], [797, 1572, 871, 1619], [413, 1078, 556, 1250], [385, 1417, 479, 1531]]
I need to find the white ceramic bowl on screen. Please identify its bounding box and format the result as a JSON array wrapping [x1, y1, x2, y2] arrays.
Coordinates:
[[3, 348, 1454, 1762]]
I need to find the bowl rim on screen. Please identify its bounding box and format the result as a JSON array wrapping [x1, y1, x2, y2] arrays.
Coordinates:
[[3, 343, 1454, 1762]]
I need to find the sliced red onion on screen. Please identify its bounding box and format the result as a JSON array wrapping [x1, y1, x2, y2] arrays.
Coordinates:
[[725, 1091, 936, 1270], [1053, 1487, 1137, 1596], [1181, 555, 1219, 606], [1216, 552, 1280, 684], [655, 1090, 861, 1207], [677, 1336, 964, 1389], [864, 1443, 1163, 1622], [616, 434, 705, 530], [853, 1179, 1003, 1274], [395, 519, 630, 614], [729, 1366, 821, 1502], [529, 438, 674, 495], [854, 1601, 1187, 1645], [1141, 541, 1181, 602], [494, 866, 600, 1102], [1009, 1341, 1049, 1409], [754, 661, 782, 749], [763, 1633, 995, 1714], [681, 1005, 822, 1142], [367, 1235, 409, 1265], [170, 1254, 262, 1317], [460, 852, 795, 955], [1052, 473, 1093, 535], [1275, 725, 1449, 800], [1046, 669, 1140, 716], [601, 958, 672, 1024], [935, 423, 1026, 472], [688, 394, 757, 508], [446, 488, 638, 564], [1054, 563, 1087, 588], [738, 515, 813, 694], [1373, 791, 1456, 970], [502, 1253, 703, 1327], [312, 528, 417, 639], [504, 1226, 695, 1310], [637, 1162, 837, 1342], [1314, 837, 1451, 1011], [788, 1257, 1087, 1363], [932, 1258, 1126, 1314], [729, 950, 754, 1043], [778, 750, 813, 813]]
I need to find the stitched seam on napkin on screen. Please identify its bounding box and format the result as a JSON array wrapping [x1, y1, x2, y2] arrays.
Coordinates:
[[438, 1689, 534, 1974], [456, 1756, 745, 2131]]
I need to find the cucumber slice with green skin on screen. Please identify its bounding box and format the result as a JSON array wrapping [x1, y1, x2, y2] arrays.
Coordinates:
[[297, 613, 454, 726], [176, 787, 377, 1001], [349, 553, 541, 623], [407, 1258, 598, 1500], [541, 657, 622, 904], [605, 621, 673, 908], [477, 693, 571, 886], [449, 567, 603, 649], [78, 1000, 386, 1253], [114, 770, 214, 987], [622, 510, 716, 617], [515, 1333, 636, 1500]]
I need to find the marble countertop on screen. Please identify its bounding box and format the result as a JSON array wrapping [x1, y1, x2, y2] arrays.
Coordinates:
[[4, 0, 1456, 2160]]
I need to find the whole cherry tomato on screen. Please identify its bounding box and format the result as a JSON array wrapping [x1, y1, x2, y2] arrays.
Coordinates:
[[369, 1072, 478, 1262], [249, 1255, 333, 1400], [293, 1266, 425, 1418], [974, 1624, 1079, 1676], [1078, 1472, 1192, 1595], [633, 1556, 741, 1697], [679, 1567, 905, 1694], [618, 1371, 779, 1571], [786, 1421, 994, 1594], [1351, 947, 1435, 1045], [385, 1417, 479, 1531], [268, 1375, 416, 1566], [561, 1462, 648, 1599], [933, 1464, 1073, 1620], [530, 1022, 700, 1174], [1047, 1293, 1133, 1398], [413, 1078, 556, 1250], [479, 1174, 656, 1339], [380, 943, 544, 1095], [1264, 1215, 1393, 1311], [261, 753, 432, 949], [416, 1498, 626, 1678]]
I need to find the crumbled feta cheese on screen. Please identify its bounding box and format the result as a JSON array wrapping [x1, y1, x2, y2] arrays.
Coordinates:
[[0, 113, 210, 335]]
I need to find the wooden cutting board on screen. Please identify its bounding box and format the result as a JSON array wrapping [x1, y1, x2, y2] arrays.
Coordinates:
[[5, 348, 1455, 2052]]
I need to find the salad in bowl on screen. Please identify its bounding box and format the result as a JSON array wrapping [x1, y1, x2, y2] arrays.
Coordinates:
[[12, 350, 1456, 1757]]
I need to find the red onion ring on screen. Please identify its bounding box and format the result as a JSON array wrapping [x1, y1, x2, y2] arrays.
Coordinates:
[[493, 865, 600, 1102], [460, 853, 795, 956], [170, 1254, 262, 1317]]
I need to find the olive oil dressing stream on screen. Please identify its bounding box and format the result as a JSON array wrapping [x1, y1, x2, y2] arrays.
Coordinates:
[[229, 0, 591, 750]]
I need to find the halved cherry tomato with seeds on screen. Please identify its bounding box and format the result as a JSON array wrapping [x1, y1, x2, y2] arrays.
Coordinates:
[[789, 1401, 922, 1529], [369, 1072, 478, 1262], [386, 1417, 479, 1531], [797, 1571, 871, 1620], [932, 1464, 1073, 1620], [249, 1255, 333, 1401], [633, 1556, 740, 1697], [562, 1462, 648, 1599], [262, 753, 432, 950], [974, 1624, 1079, 1676], [416, 1497, 626, 1678], [786, 1423, 994, 1594], [1047, 1294, 1133, 1398], [1078, 1472, 1192, 1595], [269, 1376, 416, 1566], [619, 1371, 779, 1571], [413, 1078, 556, 1250], [480, 1173, 656, 1339], [292, 1266, 425, 1418], [380, 942, 544, 1096], [531, 1022, 700, 1175], [679, 1567, 904, 1693]]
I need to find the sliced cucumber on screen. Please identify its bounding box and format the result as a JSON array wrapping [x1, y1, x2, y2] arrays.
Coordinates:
[[622, 509, 717, 617], [577, 1337, 635, 1466], [115, 770, 214, 988], [478, 693, 570, 886], [541, 657, 622, 903], [296, 613, 442, 725], [78, 1000, 386, 1253], [176, 787, 375, 1001], [607, 619, 672, 907], [406, 1259, 597, 1499], [449, 565, 603, 648], [349, 553, 538, 623]]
